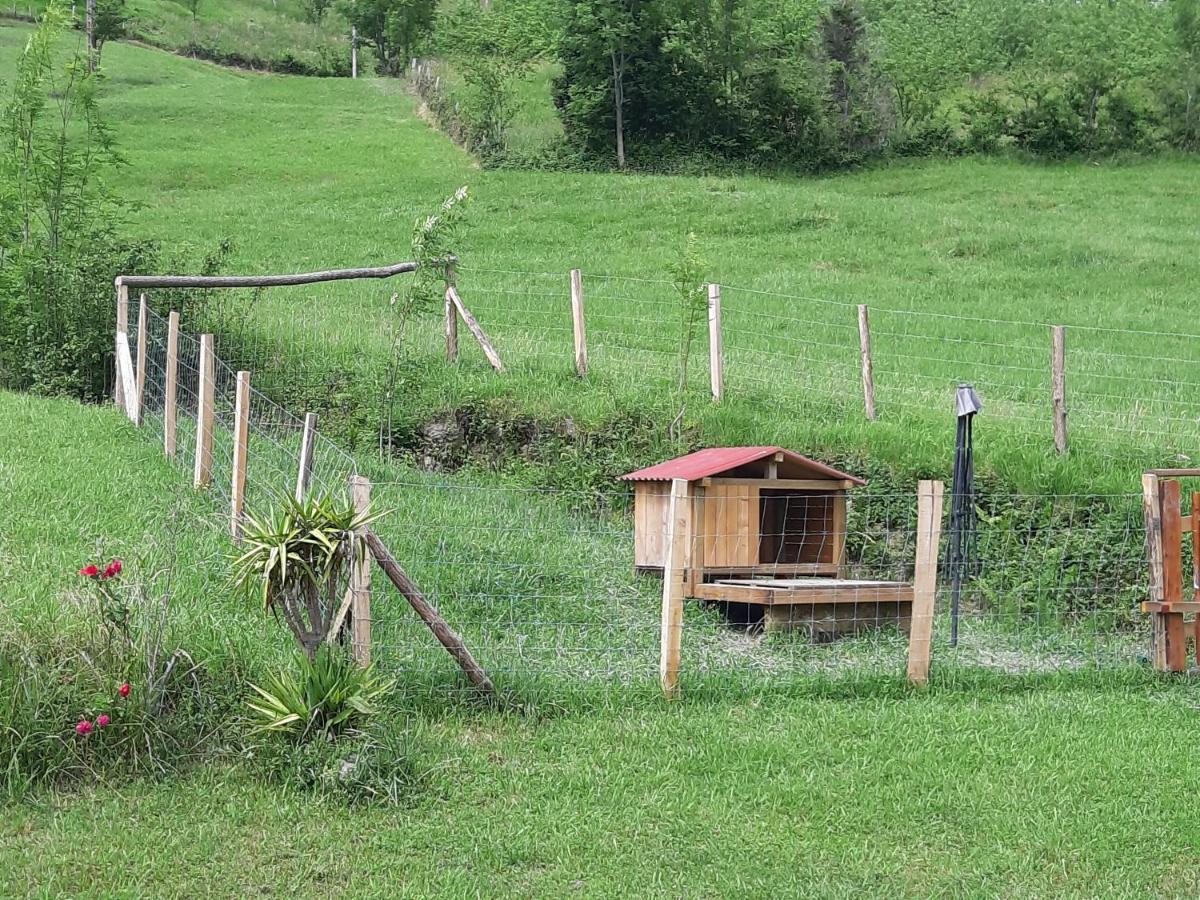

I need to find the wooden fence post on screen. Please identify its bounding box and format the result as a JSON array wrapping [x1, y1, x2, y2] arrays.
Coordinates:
[[164, 311, 179, 458], [445, 262, 459, 364], [115, 333, 137, 422], [708, 283, 723, 402], [230, 371, 251, 541], [351, 24, 357, 79], [660, 477, 691, 698], [447, 286, 505, 372], [1052, 325, 1068, 455], [114, 279, 128, 409], [134, 293, 148, 426], [1150, 477, 1188, 672], [349, 474, 372, 666], [570, 268, 587, 377], [907, 479, 945, 685], [193, 334, 215, 489], [295, 412, 317, 502], [857, 304, 877, 421]]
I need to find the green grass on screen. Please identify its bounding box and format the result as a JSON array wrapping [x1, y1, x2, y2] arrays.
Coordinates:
[[2, 23, 1191, 495]]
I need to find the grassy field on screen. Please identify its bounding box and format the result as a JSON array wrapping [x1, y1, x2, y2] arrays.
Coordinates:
[[2, 394, 1200, 896], [2, 22, 1190, 495]]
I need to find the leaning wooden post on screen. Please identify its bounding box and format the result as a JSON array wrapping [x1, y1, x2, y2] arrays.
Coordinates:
[[193, 334, 215, 489], [1052, 325, 1068, 455], [164, 311, 179, 458], [570, 268, 588, 377], [660, 477, 692, 698], [444, 261, 459, 364], [230, 371, 251, 542], [349, 475, 372, 666], [907, 479, 945, 685], [707, 283, 723, 402], [134, 293, 148, 426], [294, 412, 317, 502], [857, 304, 877, 421], [114, 279, 129, 409]]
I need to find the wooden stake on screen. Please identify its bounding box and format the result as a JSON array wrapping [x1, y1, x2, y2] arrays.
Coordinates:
[[907, 479, 945, 685], [349, 475, 372, 666], [708, 283, 723, 402], [1153, 479, 1188, 672], [660, 477, 691, 698], [295, 412, 317, 502], [230, 371, 251, 542], [115, 333, 137, 422], [351, 24, 357, 79], [366, 530, 495, 694], [444, 263, 459, 364], [164, 311, 179, 458], [570, 268, 587, 377], [1052, 325, 1067, 455], [193, 334, 215, 489], [1144, 474, 1164, 604], [857, 304, 877, 421], [134, 293, 148, 426], [114, 280, 128, 408], [447, 286, 504, 372]]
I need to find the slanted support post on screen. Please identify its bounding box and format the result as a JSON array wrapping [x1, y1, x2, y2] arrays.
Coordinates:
[[114, 279, 128, 408], [708, 283, 723, 402], [1052, 325, 1068, 455], [295, 412, 317, 502], [134, 293, 148, 426], [570, 268, 587, 377], [230, 371, 251, 542], [444, 261, 459, 364], [193, 333, 215, 489], [907, 479, 945, 685], [164, 311, 180, 457], [858, 304, 877, 421], [660, 477, 692, 698], [349, 475, 372, 666]]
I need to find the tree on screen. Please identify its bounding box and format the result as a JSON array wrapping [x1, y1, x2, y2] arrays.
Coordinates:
[[349, 0, 435, 76], [92, 0, 128, 66]]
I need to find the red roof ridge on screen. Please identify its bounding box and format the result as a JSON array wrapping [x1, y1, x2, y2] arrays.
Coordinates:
[[620, 446, 864, 485]]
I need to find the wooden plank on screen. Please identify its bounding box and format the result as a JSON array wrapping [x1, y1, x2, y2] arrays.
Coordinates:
[[349, 475, 372, 666], [700, 477, 854, 490], [193, 333, 215, 489], [117, 260, 419, 290], [570, 268, 587, 377], [1150, 469, 1200, 478], [695, 581, 913, 606], [857, 304, 877, 421], [1141, 601, 1200, 614], [134, 294, 148, 426], [707, 283, 723, 402], [1192, 492, 1200, 598], [1162, 479, 1183, 603], [114, 281, 128, 408], [447, 286, 504, 372], [687, 486, 705, 595], [115, 333, 137, 422], [294, 412, 317, 502], [1052, 325, 1068, 454], [1144, 474, 1164, 603], [366, 530, 494, 694], [698, 563, 841, 578], [230, 371, 251, 542], [444, 268, 458, 363], [164, 310, 179, 458], [907, 480, 944, 685], [660, 478, 691, 699], [829, 493, 848, 570]]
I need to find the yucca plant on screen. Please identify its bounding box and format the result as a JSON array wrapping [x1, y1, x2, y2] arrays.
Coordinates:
[[232, 493, 379, 659], [247, 645, 394, 741]]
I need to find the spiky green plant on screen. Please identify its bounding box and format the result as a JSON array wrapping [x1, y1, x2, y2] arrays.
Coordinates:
[[231, 493, 379, 659], [247, 645, 394, 741]]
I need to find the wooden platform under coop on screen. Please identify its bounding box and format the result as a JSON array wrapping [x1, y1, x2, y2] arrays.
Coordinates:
[[695, 578, 914, 636]]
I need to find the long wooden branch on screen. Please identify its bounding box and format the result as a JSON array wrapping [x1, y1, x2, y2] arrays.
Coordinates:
[[366, 531, 495, 695], [447, 286, 505, 372], [116, 261, 419, 290]]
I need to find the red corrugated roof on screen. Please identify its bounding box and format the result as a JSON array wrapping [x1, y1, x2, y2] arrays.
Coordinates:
[[620, 446, 865, 484]]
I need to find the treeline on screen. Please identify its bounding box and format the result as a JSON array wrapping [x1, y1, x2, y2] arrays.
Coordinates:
[[388, 0, 1200, 169]]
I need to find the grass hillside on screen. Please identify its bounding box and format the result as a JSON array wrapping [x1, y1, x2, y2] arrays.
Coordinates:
[[3, 22, 1191, 497], [6, 390, 1200, 896]]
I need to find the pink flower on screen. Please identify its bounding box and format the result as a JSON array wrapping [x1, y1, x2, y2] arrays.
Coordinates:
[[118, 683, 131, 698], [79, 564, 100, 578], [102, 559, 122, 580], [96, 714, 111, 728], [75, 720, 94, 736]]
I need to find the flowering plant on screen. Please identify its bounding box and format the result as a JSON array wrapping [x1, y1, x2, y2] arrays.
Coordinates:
[[79, 557, 131, 639]]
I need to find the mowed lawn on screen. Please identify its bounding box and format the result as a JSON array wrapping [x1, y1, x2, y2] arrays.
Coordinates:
[[2, 391, 1200, 897]]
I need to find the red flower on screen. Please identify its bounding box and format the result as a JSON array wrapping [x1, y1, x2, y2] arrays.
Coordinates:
[[75, 720, 94, 736], [96, 714, 111, 728], [79, 564, 100, 578], [118, 683, 131, 698], [102, 559, 122, 580]]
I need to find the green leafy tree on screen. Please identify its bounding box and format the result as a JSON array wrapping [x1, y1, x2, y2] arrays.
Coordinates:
[[350, 0, 435, 76], [93, 0, 128, 65]]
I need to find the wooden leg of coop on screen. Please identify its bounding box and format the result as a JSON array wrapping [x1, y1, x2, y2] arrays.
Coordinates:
[[1151, 611, 1188, 673]]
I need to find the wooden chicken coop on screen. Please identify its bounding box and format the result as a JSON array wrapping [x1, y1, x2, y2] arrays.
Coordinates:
[[621, 446, 917, 637]]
